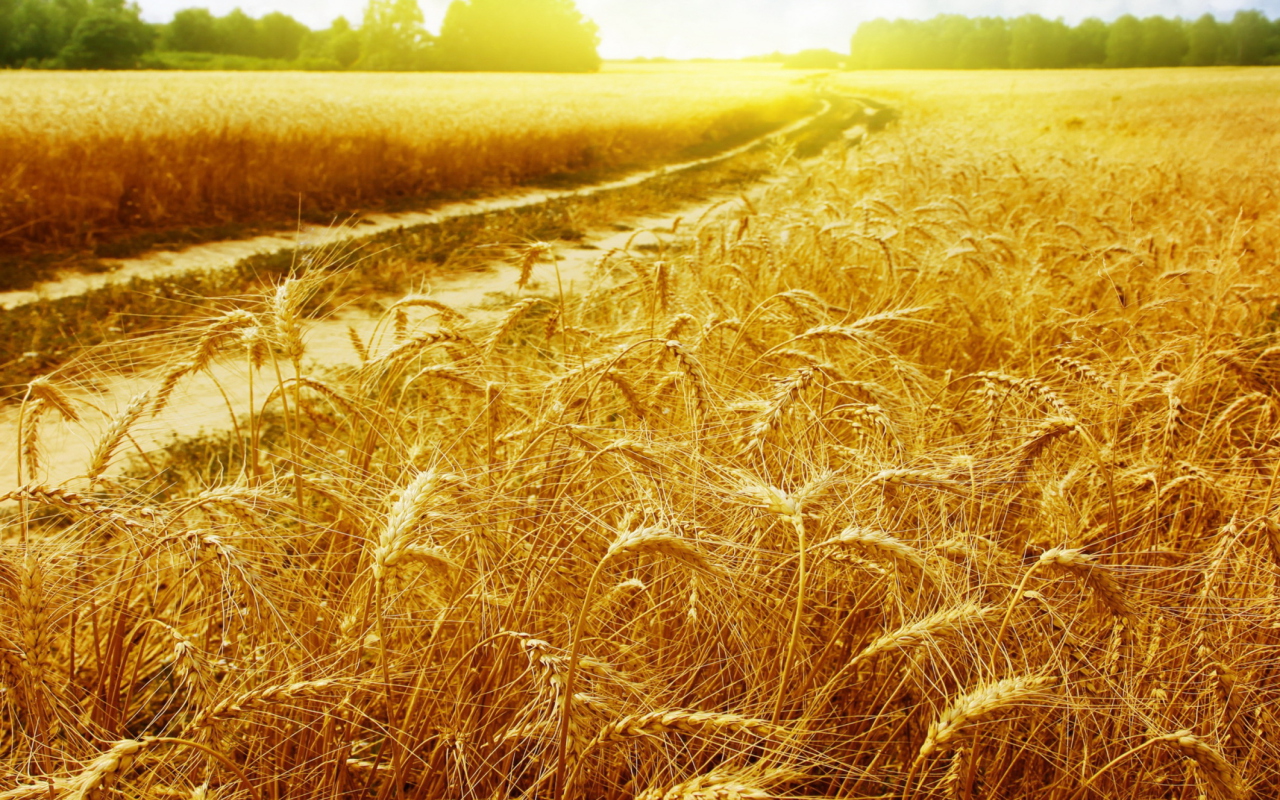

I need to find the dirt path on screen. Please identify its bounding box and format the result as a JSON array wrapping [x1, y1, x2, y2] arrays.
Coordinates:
[[0, 188, 773, 490], [0, 101, 829, 312], [1, 100, 872, 493]]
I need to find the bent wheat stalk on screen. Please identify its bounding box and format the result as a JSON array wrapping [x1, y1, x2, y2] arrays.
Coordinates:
[[904, 675, 1058, 800], [554, 527, 719, 800]]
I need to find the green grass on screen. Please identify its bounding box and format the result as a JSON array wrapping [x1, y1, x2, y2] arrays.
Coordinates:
[[140, 51, 344, 71]]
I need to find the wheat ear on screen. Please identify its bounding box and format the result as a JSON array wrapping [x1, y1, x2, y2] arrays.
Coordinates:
[[917, 675, 1059, 759], [187, 677, 362, 730], [16, 550, 51, 683], [65, 738, 156, 800], [1, 486, 146, 531], [151, 360, 195, 416], [744, 367, 814, 451], [602, 526, 720, 576], [665, 340, 710, 421], [638, 767, 803, 800], [816, 526, 931, 576], [271, 277, 310, 364], [19, 397, 45, 482], [366, 330, 467, 375], [27, 375, 80, 422], [556, 528, 721, 797], [86, 392, 149, 484], [373, 470, 451, 580], [515, 241, 554, 290], [484, 297, 549, 355], [590, 709, 784, 748], [1069, 729, 1247, 800], [1157, 730, 1249, 800], [855, 603, 999, 664], [1039, 547, 1136, 621], [387, 294, 467, 324]]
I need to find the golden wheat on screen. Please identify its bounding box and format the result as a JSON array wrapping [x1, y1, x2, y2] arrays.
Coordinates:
[[0, 65, 810, 251], [5, 67, 1280, 800]]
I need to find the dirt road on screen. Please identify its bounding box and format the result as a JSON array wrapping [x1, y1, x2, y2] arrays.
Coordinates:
[[0, 101, 832, 312], [1, 98, 874, 491]]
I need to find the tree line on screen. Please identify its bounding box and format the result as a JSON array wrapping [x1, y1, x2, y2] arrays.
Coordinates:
[[0, 0, 601, 70], [850, 11, 1280, 69]]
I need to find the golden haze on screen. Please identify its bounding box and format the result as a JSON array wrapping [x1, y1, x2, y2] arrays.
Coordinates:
[[5, 67, 1280, 800]]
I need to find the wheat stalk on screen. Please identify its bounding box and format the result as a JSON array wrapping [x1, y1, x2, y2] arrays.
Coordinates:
[[664, 340, 711, 421], [373, 470, 453, 580], [1157, 730, 1249, 800], [854, 603, 999, 664], [917, 675, 1059, 760], [64, 738, 156, 800], [816, 526, 930, 575], [85, 392, 149, 484], [1, 485, 146, 531], [187, 677, 363, 730], [1038, 547, 1136, 622], [589, 709, 784, 747]]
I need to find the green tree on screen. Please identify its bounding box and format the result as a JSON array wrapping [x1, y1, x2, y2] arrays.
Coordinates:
[[296, 16, 357, 67], [1229, 9, 1270, 64], [1009, 14, 1070, 68], [3, 0, 88, 64], [1068, 17, 1108, 66], [850, 19, 894, 69], [4, 0, 59, 62], [256, 10, 307, 59], [851, 17, 950, 69], [1105, 14, 1142, 67], [437, 0, 600, 72], [0, 0, 14, 61], [1185, 13, 1224, 65], [956, 17, 1010, 69], [359, 0, 432, 70], [214, 7, 257, 55], [914, 15, 966, 68], [160, 7, 218, 52], [327, 16, 360, 67], [58, 0, 153, 67], [1138, 16, 1187, 66]]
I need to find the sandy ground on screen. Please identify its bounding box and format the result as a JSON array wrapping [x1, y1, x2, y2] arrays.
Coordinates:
[[0, 195, 746, 491]]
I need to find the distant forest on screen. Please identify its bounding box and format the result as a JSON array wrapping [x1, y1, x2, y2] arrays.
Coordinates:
[[6, 2, 1280, 72], [850, 11, 1280, 69], [0, 0, 601, 70]]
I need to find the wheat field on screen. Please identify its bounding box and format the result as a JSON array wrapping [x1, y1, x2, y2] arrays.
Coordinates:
[[6, 68, 1280, 800], [0, 63, 810, 252]]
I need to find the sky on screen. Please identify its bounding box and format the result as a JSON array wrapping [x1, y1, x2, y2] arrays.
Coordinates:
[[136, 0, 1280, 60]]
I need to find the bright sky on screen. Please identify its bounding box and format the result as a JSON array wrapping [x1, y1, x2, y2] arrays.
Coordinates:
[[137, 0, 1280, 59]]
